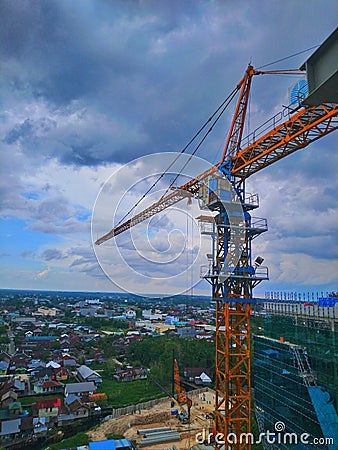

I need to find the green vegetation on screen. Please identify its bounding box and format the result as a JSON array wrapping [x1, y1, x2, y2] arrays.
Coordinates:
[[251, 412, 264, 450], [78, 316, 129, 331], [97, 378, 163, 407], [20, 395, 62, 406], [0, 326, 8, 334], [105, 433, 124, 440], [251, 315, 265, 335], [47, 431, 89, 450], [126, 335, 215, 387]]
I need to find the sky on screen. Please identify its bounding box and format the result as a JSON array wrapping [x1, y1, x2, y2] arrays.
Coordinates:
[[1, 0, 337, 296]]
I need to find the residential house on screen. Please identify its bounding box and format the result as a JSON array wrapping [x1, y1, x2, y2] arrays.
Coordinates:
[[20, 416, 33, 437], [0, 378, 27, 397], [195, 372, 212, 385], [184, 367, 213, 384], [29, 358, 46, 368], [33, 328, 42, 336], [8, 352, 31, 373], [46, 360, 61, 370], [58, 354, 78, 368], [56, 404, 75, 425], [0, 409, 10, 422], [8, 401, 22, 418], [37, 307, 57, 317], [195, 331, 214, 340], [126, 334, 143, 343], [125, 310, 136, 320], [1, 390, 18, 409], [68, 398, 90, 419], [33, 380, 63, 395], [177, 326, 196, 339], [0, 418, 21, 439], [54, 366, 69, 382], [32, 416, 50, 434], [31, 367, 55, 384], [0, 351, 11, 364], [77, 365, 102, 385], [32, 397, 62, 418], [64, 382, 96, 397], [114, 367, 148, 382]]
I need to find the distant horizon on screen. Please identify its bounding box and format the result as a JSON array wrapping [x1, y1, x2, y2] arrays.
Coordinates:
[[1, 286, 334, 299], [0, 287, 211, 298]]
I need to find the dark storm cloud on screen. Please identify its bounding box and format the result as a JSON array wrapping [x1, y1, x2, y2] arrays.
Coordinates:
[[3, 0, 336, 167]]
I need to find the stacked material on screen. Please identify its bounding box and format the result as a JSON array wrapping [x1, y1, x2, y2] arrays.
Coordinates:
[[137, 427, 171, 435], [138, 427, 181, 447]]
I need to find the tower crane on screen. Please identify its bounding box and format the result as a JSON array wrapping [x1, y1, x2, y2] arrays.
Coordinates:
[[95, 61, 337, 449], [147, 372, 190, 424], [174, 358, 192, 421]]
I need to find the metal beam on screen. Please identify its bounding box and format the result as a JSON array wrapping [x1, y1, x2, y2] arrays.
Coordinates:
[[231, 103, 338, 178]]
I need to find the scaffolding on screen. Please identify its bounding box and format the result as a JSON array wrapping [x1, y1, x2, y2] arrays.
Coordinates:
[[263, 315, 337, 410], [253, 333, 337, 450]]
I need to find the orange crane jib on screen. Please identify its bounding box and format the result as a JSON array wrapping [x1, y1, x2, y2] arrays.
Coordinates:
[[95, 102, 337, 244], [95, 63, 337, 450]]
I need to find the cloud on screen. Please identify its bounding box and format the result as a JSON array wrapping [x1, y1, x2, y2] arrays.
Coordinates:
[[2, 0, 336, 167], [35, 267, 50, 279], [1, 0, 337, 293], [41, 248, 66, 261], [21, 250, 35, 258]]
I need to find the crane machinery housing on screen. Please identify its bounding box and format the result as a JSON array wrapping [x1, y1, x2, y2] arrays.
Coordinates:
[[95, 30, 338, 450]]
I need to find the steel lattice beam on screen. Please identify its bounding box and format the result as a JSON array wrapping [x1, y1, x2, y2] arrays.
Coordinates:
[[95, 189, 192, 244], [95, 104, 337, 244], [232, 103, 338, 178]]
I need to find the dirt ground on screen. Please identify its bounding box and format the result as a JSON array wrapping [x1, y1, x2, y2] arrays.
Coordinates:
[[87, 390, 215, 449]]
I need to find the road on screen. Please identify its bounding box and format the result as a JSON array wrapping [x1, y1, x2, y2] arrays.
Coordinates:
[[6, 323, 15, 355]]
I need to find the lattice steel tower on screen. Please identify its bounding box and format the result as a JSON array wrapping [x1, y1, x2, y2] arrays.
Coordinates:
[[199, 165, 268, 449]]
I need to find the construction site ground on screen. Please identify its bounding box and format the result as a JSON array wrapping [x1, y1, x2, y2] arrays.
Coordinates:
[[88, 389, 216, 449]]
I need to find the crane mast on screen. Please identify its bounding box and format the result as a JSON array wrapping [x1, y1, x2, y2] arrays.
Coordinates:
[[95, 64, 338, 448], [203, 65, 266, 449]]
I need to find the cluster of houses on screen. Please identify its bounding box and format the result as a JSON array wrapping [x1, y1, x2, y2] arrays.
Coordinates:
[[0, 353, 105, 445], [0, 292, 216, 445]]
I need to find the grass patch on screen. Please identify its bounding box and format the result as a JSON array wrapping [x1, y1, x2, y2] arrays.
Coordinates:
[[97, 378, 164, 408], [46, 431, 89, 450], [20, 394, 63, 406]]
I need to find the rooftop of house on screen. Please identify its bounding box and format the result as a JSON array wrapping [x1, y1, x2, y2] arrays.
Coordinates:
[[77, 365, 101, 380], [64, 382, 96, 394], [36, 397, 62, 409]]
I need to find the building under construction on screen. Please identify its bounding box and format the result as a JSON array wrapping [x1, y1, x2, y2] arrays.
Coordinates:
[[253, 296, 337, 450]]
